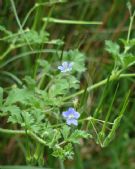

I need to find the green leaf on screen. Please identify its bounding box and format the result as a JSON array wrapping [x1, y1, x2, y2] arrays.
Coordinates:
[[61, 125, 70, 140], [45, 96, 62, 106], [49, 74, 80, 97], [23, 76, 36, 89], [103, 116, 122, 147], [21, 111, 34, 129], [105, 40, 120, 56], [105, 40, 122, 65], [37, 59, 51, 73], [66, 75, 80, 89], [68, 130, 90, 144], [5, 88, 33, 105], [49, 130, 61, 148], [49, 79, 69, 97], [62, 49, 86, 73], [52, 143, 74, 159], [52, 146, 65, 159], [31, 109, 45, 123], [120, 39, 135, 49], [2, 105, 23, 124], [9, 30, 49, 44], [122, 53, 135, 67], [64, 143, 74, 159], [42, 127, 61, 148], [41, 91, 62, 106]]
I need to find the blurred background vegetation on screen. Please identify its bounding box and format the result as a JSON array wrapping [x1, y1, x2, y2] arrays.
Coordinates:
[[0, 0, 135, 168]]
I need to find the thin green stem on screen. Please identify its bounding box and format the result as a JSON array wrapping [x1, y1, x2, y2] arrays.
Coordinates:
[[101, 84, 119, 134], [35, 4, 55, 80], [22, 1, 66, 27], [74, 144, 83, 169], [10, 0, 22, 29], [59, 159, 65, 169], [0, 71, 23, 86], [0, 115, 113, 137], [120, 73, 135, 78], [43, 17, 102, 25], [63, 72, 135, 101], [82, 116, 114, 125], [10, 0, 33, 51], [127, 10, 135, 43], [52, 116, 114, 128], [89, 118, 102, 146], [0, 49, 57, 68], [0, 29, 28, 41], [0, 128, 25, 135]]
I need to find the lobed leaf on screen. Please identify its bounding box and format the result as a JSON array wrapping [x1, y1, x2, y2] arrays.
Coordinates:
[[68, 129, 90, 144]]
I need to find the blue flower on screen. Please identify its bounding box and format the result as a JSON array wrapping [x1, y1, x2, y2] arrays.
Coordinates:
[[58, 61, 73, 73], [62, 107, 80, 126]]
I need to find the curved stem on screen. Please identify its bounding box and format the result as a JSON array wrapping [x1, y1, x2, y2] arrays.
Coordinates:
[[0, 49, 57, 68], [0, 128, 46, 146], [0, 71, 23, 86]]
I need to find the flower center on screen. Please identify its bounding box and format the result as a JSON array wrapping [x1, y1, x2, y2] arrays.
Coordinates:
[[69, 114, 74, 119]]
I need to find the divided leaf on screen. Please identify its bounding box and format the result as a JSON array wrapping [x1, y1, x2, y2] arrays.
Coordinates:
[[9, 30, 49, 44], [122, 53, 135, 67], [52, 143, 73, 159], [5, 88, 33, 105], [62, 49, 86, 73], [68, 129, 90, 144], [61, 125, 70, 140], [105, 40, 135, 68], [2, 105, 23, 124], [105, 40, 120, 56]]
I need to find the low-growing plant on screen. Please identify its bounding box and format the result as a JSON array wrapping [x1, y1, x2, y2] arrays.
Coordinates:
[[0, 1, 135, 168]]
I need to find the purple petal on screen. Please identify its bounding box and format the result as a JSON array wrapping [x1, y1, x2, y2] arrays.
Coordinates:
[[68, 107, 75, 113], [62, 111, 69, 118], [66, 119, 78, 126], [58, 66, 64, 71], [58, 61, 73, 73], [73, 111, 80, 119], [67, 108, 80, 119], [68, 62, 74, 69], [62, 62, 68, 68]]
